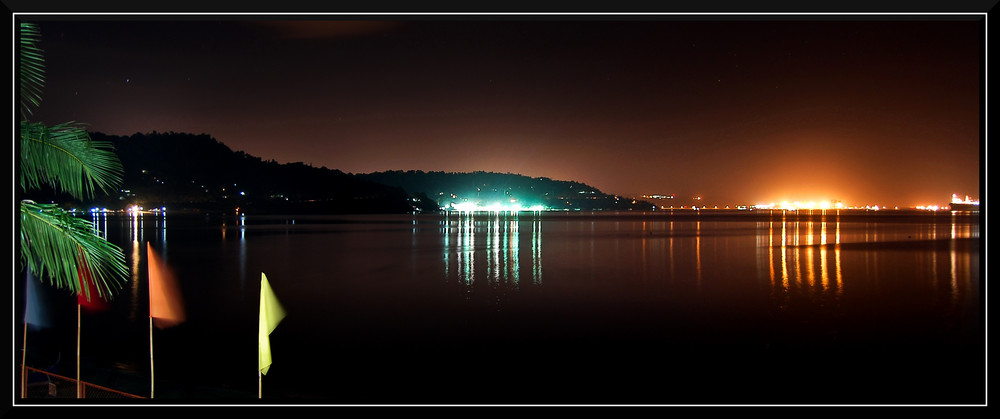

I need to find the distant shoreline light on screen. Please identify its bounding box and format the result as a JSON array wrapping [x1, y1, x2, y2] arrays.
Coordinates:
[[951, 194, 980, 205], [753, 201, 846, 211], [447, 202, 547, 213]]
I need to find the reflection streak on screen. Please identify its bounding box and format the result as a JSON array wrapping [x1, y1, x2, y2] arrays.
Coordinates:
[[834, 219, 842, 294], [460, 215, 474, 284], [129, 238, 140, 320], [806, 220, 815, 288], [768, 221, 775, 285], [766, 213, 843, 301], [509, 219, 519, 284], [127, 211, 142, 320], [780, 217, 788, 290], [239, 217, 246, 294], [442, 213, 543, 297], [820, 220, 828, 291], [696, 221, 702, 287], [669, 221, 675, 283], [532, 217, 542, 285]]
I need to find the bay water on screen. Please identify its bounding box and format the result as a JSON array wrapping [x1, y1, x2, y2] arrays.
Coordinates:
[[17, 210, 983, 405]]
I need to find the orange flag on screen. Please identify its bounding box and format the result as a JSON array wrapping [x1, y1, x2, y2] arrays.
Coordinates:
[[147, 242, 185, 328]]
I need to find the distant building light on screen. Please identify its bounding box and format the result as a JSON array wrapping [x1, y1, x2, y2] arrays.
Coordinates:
[[449, 202, 546, 213]]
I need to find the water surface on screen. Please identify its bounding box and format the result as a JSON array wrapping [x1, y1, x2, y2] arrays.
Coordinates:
[[18, 210, 983, 405]]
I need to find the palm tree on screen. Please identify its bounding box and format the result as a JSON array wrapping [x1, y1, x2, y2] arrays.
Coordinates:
[[18, 21, 127, 302]]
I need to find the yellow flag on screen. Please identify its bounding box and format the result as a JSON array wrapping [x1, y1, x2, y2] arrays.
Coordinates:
[[258, 273, 286, 375]]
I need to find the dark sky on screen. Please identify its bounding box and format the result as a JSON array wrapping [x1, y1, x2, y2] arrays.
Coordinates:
[[22, 15, 984, 207]]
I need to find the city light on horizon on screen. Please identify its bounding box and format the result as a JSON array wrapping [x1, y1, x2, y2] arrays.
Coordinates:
[[637, 190, 980, 212]]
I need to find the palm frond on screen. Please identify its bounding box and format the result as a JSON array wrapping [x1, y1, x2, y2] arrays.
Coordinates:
[[19, 200, 127, 301], [19, 22, 45, 120], [20, 121, 124, 201]]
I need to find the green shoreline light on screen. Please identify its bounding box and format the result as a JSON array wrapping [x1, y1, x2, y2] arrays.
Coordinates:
[[447, 202, 546, 213]]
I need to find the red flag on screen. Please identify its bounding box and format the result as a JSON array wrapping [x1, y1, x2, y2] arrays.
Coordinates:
[[77, 256, 110, 312], [147, 242, 185, 328]]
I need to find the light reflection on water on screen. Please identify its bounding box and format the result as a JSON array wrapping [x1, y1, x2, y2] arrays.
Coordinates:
[[117, 209, 979, 338], [442, 212, 542, 288], [24, 210, 981, 403], [765, 216, 846, 306]]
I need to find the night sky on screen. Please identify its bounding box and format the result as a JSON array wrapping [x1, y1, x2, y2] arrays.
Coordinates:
[[22, 15, 984, 207]]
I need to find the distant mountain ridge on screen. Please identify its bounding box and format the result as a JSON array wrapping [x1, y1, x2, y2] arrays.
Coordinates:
[[357, 170, 641, 211], [75, 131, 648, 214]]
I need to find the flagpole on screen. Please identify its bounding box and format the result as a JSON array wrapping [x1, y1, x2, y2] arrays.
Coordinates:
[[21, 322, 28, 399], [77, 303, 82, 398], [258, 276, 263, 400], [148, 240, 155, 399], [21, 271, 31, 399], [149, 316, 155, 399]]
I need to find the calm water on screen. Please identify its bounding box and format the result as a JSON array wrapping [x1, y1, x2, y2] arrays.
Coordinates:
[[17, 210, 983, 405]]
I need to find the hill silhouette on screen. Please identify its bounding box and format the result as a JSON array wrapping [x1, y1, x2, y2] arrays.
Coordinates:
[[358, 170, 645, 211], [36, 131, 651, 214], [85, 131, 412, 214]]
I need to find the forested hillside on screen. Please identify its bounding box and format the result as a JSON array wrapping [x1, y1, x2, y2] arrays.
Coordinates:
[[36, 131, 652, 214]]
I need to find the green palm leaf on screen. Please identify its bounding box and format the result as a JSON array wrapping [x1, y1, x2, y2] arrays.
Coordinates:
[[20, 121, 124, 201], [18, 21, 128, 301], [19, 22, 45, 119], [19, 201, 127, 300]]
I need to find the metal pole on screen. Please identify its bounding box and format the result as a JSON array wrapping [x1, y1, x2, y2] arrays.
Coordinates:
[[77, 304, 81, 398], [149, 316, 154, 399], [21, 322, 27, 399]]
